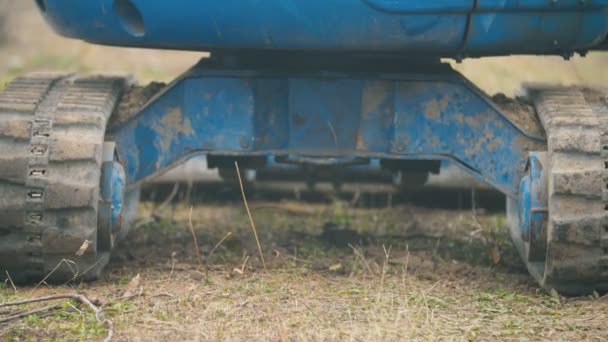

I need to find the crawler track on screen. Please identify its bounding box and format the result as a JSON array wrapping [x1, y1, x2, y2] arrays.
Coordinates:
[[0, 74, 127, 283], [528, 87, 608, 294]]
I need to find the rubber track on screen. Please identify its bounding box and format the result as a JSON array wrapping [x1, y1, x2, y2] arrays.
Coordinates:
[[0, 74, 127, 283], [530, 87, 608, 294]]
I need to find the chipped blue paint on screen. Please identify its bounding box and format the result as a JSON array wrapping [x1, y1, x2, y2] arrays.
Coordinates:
[[111, 162, 126, 226], [111, 58, 545, 198], [100, 161, 126, 231]]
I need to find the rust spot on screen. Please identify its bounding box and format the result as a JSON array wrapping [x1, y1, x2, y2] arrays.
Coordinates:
[[439, 95, 449, 112], [356, 131, 366, 150], [425, 100, 441, 121], [484, 128, 500, 152], [422, 127, 441, 149], [465, 116, 481, 128], [152, 107, 194, 154], [161, 107, 194, 136], [392, 133, 410, 152], [462, 124, 505, 157], [453, 112, 465, 124], [424, 96, 449, 122], [362, 81, 391, 120]]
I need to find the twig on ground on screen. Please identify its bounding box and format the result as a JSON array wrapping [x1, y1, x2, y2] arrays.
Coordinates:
[[169, 252, 177, 279], [284, 254, 312, 265], [66, 301, 83, 316], [208, 232, 232, 261], [30, 259, 78, 294], [235, 161, 266, 270], [188, 206, 205, 272], [0, 293, 113, 342], [348, 243, 377, 276], [241, 255, 250, 274], [4, 271, 16, 293], [233, 255, 250, 275], [379, 245, 392, 296], [470, 215, 485, 242], [299, 300, 322, 324], [0, 304, 61, 324], [206, 232, 232, 275], [149, 292, 175, 299], [119, 291, 174, 302]]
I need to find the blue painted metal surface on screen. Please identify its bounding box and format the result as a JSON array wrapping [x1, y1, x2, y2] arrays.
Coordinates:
[[99, 160, 126, 242], [517, 152, 549, 262], [39, 0, 608, 57], [110, 162, 126, 227], [110, 58, 545, 198]]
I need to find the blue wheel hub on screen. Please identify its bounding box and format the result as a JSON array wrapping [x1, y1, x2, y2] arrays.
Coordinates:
[[99, 143, 128, 251], [517, 152, 549, 262]]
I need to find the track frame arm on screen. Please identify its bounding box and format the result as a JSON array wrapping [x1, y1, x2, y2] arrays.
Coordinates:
[[109, 55, 545, 198]]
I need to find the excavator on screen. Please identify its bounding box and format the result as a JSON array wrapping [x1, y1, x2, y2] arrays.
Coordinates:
[[1, 0, 608, 295]]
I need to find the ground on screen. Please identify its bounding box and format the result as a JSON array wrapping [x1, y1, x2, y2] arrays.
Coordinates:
[[1, 199, 608, 341], [1, 1, 608, 341]]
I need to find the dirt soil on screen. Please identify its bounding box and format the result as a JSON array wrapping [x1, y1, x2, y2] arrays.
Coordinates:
[[0, 201, 606, 341]]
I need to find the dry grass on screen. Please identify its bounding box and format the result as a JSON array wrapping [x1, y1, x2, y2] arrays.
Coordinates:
[[0, 203, 607, 341]]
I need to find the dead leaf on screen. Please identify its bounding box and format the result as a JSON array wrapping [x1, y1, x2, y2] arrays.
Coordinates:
[[75, 240, 92, 256], [122, 274, 142, 299], [233, 268, 243, 275]]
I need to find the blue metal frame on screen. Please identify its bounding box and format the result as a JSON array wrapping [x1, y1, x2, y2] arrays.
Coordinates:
[[110, 56, 545, 198]]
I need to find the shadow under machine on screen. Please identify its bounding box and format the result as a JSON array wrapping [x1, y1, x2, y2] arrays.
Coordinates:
[[2, 0, 608, 295]]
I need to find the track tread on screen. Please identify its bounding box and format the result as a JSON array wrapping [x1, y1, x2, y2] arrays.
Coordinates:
[[529, 87, 608, 294], [0, 74, 127, 283]]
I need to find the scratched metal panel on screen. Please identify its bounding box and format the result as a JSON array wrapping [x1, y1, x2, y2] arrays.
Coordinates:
[[113, 78, 256, 181], [252, 79, 290, 150], [392, 81, 528, 191], [288, 79, 363, 151]]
